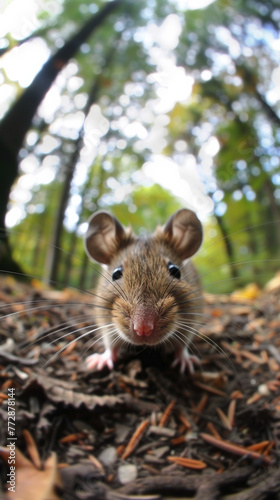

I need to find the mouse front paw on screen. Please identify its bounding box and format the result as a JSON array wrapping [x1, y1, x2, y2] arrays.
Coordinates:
[[172, 347, 200, 374], [86, 347, 118, 371]]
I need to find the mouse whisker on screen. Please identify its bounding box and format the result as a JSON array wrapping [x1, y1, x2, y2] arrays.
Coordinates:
[[171, 330, 201, 360], [180, 257, 280, 296], [82, 260, 129, 303], [19, 313, 98, 348], [82, 327, 119, 356], [178, 311, 248, 340], [40, 320, 108, 349], [197, 220, 279, 266], [0, 299, 116, 323], [175, 322, 238, 374], [43, 324, 116, 367]]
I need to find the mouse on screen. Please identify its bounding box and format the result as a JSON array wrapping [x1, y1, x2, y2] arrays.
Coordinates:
[[84, 208, 203, 373]]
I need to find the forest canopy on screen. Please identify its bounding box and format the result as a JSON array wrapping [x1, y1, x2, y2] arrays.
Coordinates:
[[0, 0, 279, 292]]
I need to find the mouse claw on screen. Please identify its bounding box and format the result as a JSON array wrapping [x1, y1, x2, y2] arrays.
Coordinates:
[[86, 347, 117, 371], [172, 347, 200, 374]]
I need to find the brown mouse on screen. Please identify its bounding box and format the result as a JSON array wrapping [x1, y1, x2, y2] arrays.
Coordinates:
[[84, 208, 203, 373]]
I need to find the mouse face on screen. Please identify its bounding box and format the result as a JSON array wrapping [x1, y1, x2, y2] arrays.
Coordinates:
[[84, 208, 203, 371], [102, 237, 200, 347]]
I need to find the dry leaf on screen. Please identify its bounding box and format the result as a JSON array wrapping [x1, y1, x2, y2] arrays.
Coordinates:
[[231, 283, 261, 300], [0, 447, 62, 500], [264, 272, 280, 292]]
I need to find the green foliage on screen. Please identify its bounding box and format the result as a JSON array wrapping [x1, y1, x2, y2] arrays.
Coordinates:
[[111, 184, 183, 233], [1, 0, 280, 291]]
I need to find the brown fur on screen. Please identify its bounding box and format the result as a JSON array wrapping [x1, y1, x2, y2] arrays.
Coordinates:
[[93, 233, 202, 349], [84, 208, 203, 358]]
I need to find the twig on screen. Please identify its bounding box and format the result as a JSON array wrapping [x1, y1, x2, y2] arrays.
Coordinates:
[[121, 419, 149, 460], [200, 433, 272, 464]]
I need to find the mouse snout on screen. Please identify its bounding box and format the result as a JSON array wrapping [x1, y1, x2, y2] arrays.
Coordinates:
[[132, 305, 157, 337]]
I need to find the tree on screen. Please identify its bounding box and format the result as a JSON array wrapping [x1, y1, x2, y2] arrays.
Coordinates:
[[163, 0, 280, 281], [2, 0, 280, 291], [0, 0, 122, 272]]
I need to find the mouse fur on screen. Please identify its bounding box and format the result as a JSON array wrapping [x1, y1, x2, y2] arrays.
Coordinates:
[[84, 208, 203, 372]]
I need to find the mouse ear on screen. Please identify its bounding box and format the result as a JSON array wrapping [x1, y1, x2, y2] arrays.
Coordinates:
[[84, 211, 126, 264], [163, 209, 202, 260]]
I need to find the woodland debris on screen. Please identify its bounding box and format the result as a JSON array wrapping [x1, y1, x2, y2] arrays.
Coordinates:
[[0, 276, 280, 499]]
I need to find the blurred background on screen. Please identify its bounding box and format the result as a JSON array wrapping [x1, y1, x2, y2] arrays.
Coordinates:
[[0, 0, 279, 292]]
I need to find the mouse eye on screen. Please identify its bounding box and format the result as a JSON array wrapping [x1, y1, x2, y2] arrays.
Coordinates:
[[112, 266, 123, 281], [167, 262, 181, 279]]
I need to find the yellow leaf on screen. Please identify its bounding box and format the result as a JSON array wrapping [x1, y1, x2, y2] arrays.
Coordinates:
[[231, 283, 261, 300]]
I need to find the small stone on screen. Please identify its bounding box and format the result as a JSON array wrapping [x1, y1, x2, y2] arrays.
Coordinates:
[[115, 423, 131, 444], [118, 464, 137, 484], [258, 383, 270, 396], [98, 446, 117, 466]]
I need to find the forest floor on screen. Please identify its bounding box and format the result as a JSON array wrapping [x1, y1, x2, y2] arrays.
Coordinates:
[[0, 274, 280, 500]]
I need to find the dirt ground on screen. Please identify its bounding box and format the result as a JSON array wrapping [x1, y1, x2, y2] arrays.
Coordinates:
[[0, 275, 280, 499]]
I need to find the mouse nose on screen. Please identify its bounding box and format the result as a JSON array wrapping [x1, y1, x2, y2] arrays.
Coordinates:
[[133, 306, 156, 337]]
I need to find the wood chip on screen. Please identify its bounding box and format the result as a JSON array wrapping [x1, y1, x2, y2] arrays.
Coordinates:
[[167, 456, 207, 470], [177, 410, 192, 430], [230, 390, 243, 399], [60, 433, 86, 444], [121, 419, 149, 460], [193, 393, 209, 418], [88, 454, 105, 475], [200, 433, 272, 464], [247, 441, 271, 453], [159, 399, 176, 427], [193, 381, 226, 397], [227, 399, 236, 428], [148, 425, 176, 438], [171, 435, 186, 445], [216, 408, 232, 431], [246, 392, 263, 405], [239, 350, 264, 364], [206, 422, 222, 440]]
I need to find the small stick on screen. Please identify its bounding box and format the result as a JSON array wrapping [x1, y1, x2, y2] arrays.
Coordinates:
[[193, 381, 226, 397], [59, 432, 86, 444], [121, 419, 149, 460], [88, 454, 105, 475], [167, 456, 207, 470], [239, 350, 263, 364], [159, 399, 176, 427], [206, 422, 222, 440], [171, 435, 186, 445], [177, 410, 192, 430], [227, 399, 236, 428], [216, 407, 232, 431], [247, 441, 271, 453], [201, 433, 272, 464]]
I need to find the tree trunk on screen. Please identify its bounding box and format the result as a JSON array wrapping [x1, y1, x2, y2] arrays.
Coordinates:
[[62, 231, 78, 287], [263, 178, 280, 250], [215, 214, 239, 279], [44, 54, 113, 284], [79, 253, 90, 291], [0, 139, 24, 274], [0, 0, 122, 273], [44, 166, 73, 284]]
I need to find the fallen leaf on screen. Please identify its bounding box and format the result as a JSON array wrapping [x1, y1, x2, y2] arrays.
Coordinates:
[[231, 283, 261, 300], [0, 447, 62, 500], [264, 272, 280, 292]]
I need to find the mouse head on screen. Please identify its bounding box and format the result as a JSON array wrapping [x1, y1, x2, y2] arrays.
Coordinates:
[[84, 209, 203, 347], [84, 208, 202, 265]]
